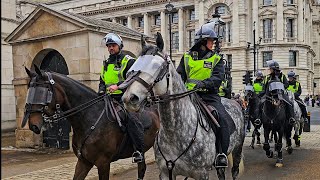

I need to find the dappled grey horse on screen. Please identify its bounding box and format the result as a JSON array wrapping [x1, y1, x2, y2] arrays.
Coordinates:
[[287, 91, 304, 147], [121, 33, 245, 180]]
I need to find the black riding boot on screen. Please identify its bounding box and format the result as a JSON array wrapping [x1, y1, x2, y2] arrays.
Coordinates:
[[286, 102, 295, 125], [127, 112, 145, 163], [254, 103, 262, 126], [215, 127, 230, 167]]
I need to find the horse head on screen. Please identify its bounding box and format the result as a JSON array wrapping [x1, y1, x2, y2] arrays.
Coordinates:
[[23, 65, 68, 134], [122, 32, 171, 112], [267, 79, 285, 107]]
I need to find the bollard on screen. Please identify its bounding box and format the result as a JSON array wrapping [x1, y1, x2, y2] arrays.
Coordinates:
[[303, 112, 311, 132]]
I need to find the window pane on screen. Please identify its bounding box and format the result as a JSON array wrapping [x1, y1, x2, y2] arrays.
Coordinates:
[[139, 17, 144, 27], [263, 52, 273, 67], [216, 6, 226, 15], [227, 54, 232, 69], [286, 18, 293, 38], [287, 0, 294, 4], [155, 14, 161, 25], [172, 32, 179, 50], [289, 51, 297, 66], [172, 12, 178, 23], [264, 0, 272, 5], [189, 30, 195, 48], [263, 19, 273, 41], [189, 9, 195, 20], [122, 19, 127, 26]]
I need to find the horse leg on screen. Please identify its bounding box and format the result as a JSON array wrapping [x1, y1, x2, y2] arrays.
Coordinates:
[[216, 167, 226, 180], [73, 158, 93, 180], [275, 131, 284, 167], [137, 161, 146, 180], [269, 130, 274, 143], [256, 127, 261, 145], [97, 162, 111, 180], [249, 128, 256, 149], [263, 128, 273, 158], [231, 146, 243, 180]]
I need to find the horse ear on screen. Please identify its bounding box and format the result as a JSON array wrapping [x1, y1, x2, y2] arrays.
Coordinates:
[[34, 64, 43, 78], [156, 32, 164, 51], [141, 34, 146, 49], [25, 66, 34, 78]]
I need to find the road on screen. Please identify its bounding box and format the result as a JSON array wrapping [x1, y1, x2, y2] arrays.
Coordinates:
[[1, 106, 319, 179]]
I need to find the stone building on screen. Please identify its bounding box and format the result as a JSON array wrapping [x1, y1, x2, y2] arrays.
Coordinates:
[[1, 0, 21, 132], [2, 0, 320, 147], [17, 0, 319, 95], [5, 3, 148, 147]]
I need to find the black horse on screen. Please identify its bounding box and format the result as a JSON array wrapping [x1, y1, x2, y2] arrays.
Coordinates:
[[22, 66, 160, 180], [243, 85, 262, 148], [260, 78, 291, 167]]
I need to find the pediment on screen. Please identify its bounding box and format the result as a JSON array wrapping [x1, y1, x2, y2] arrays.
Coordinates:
[[259, 9, 277, 17], [5, 5, 87, 43], [283, 8, 298, 15]]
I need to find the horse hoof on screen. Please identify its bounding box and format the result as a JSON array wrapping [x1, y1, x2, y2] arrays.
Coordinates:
[[287, 146, 293, 154], [296, 144, 300, 147], [249, 144, 254, 149], [257, 141, 261, 145], [275, 163, 283, 167], [267, 151, 273, 158]]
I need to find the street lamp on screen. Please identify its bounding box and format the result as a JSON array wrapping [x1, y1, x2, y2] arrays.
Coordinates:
[[165, 2, 174, 63], [247, 21, 262, 73]]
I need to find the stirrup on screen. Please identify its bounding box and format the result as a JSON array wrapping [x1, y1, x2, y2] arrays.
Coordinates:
[[254, 119, 261, 126], [289, 117, 295, 125], [132, 151, 144, 163], [215, 153, 228, 168]]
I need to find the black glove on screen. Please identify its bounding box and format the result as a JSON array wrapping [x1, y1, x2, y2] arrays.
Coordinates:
[[294, 93, 299, 99], [194, 81, 206, 89], [98, 90, 105, 96]]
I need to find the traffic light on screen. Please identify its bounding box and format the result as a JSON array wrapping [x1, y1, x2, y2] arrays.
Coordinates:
[[314, 82, 317, 88], [242, 74, 247, 84], [248, 71, 253, 84], [243, 71, 253, 85]]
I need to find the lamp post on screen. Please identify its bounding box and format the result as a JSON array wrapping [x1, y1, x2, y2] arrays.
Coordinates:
[[247, 21, 262, 73], [165, 2, 174, 62]]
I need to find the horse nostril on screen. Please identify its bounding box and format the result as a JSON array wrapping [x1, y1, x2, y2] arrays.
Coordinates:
[[30, 125, 40, 134], [130, 94, 140, 104]]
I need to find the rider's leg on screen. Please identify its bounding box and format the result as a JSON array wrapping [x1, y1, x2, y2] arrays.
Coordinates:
[[207, 95, 231, 167], [127, 112, 145, 163], [283, 95, 295, 124]]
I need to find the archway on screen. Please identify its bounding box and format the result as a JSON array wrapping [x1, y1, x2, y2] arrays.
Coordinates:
[[32, 49, 71, 149]]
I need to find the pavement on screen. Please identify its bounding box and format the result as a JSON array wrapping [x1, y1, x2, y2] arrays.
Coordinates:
[[1, 106, 319, 179]]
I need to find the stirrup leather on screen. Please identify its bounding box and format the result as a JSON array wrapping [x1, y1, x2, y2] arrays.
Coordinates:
[[132, 151, 144, 163], [215, 153, 228, 168]]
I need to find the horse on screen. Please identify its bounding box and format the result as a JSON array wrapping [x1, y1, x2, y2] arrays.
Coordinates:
[[22, 66, 160, 180], [121, 32, 245, 180], [287, 91, 304, 147], [243, 85, 262, 148], [260, 78, 291, 167]]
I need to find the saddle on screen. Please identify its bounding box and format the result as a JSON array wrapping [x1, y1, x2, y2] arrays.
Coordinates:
[[192, 94, 220, 133]]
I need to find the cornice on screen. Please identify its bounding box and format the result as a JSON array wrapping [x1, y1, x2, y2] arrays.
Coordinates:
[[1, 17, 21, 24]]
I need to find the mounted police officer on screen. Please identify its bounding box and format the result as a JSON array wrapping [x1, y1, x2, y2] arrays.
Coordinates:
[[253, 70, 264, 95], [98, 33, 145, 163], [255, 60, 295, 125], [287, 70, 308, 122], [176, 25, 232, 167]]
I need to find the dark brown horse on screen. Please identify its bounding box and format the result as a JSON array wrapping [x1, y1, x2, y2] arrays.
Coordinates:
[[22, 65, 160, 180]]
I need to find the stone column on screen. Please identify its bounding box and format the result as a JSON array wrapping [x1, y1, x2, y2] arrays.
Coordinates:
[[232, 0, 239, 44], [298, 0, 304, 42], [160, 10, 167, 51], [276, 0, 284, 41], [198, 0, 204, 28], [178, 8, 184, 52], [127, 15, 132, 29], [143, 13, 149, 36], [252, 0, 259, 42]]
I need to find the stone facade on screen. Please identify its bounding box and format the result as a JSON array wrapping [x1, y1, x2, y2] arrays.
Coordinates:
[[5, 4, 148, 147], [19, 0, 319, 96], [1, 0, 20, 132]]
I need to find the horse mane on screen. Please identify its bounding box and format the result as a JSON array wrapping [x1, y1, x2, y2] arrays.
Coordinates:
[[140, 44, 160, 56], [47, 71, 97, 96]]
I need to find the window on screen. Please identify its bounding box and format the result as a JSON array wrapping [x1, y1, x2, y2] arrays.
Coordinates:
[[189, 30, 195, 48], [172, 32, 179, 50], [172, 12, 178, 24], [263, 19, 273, 42], [263, 52, 273, 67], [289, 51, 297, 66], [189, 9, 195, 20], [263, 0, 272, 5], [227, 54, 232, 69], [154, 14, 161, 25], [286, 18, 294, 38], [215, 6, 226, 15], [138, 17, 144, 27], [287, 0, 294, 4], [122, 19, 127, 26]]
